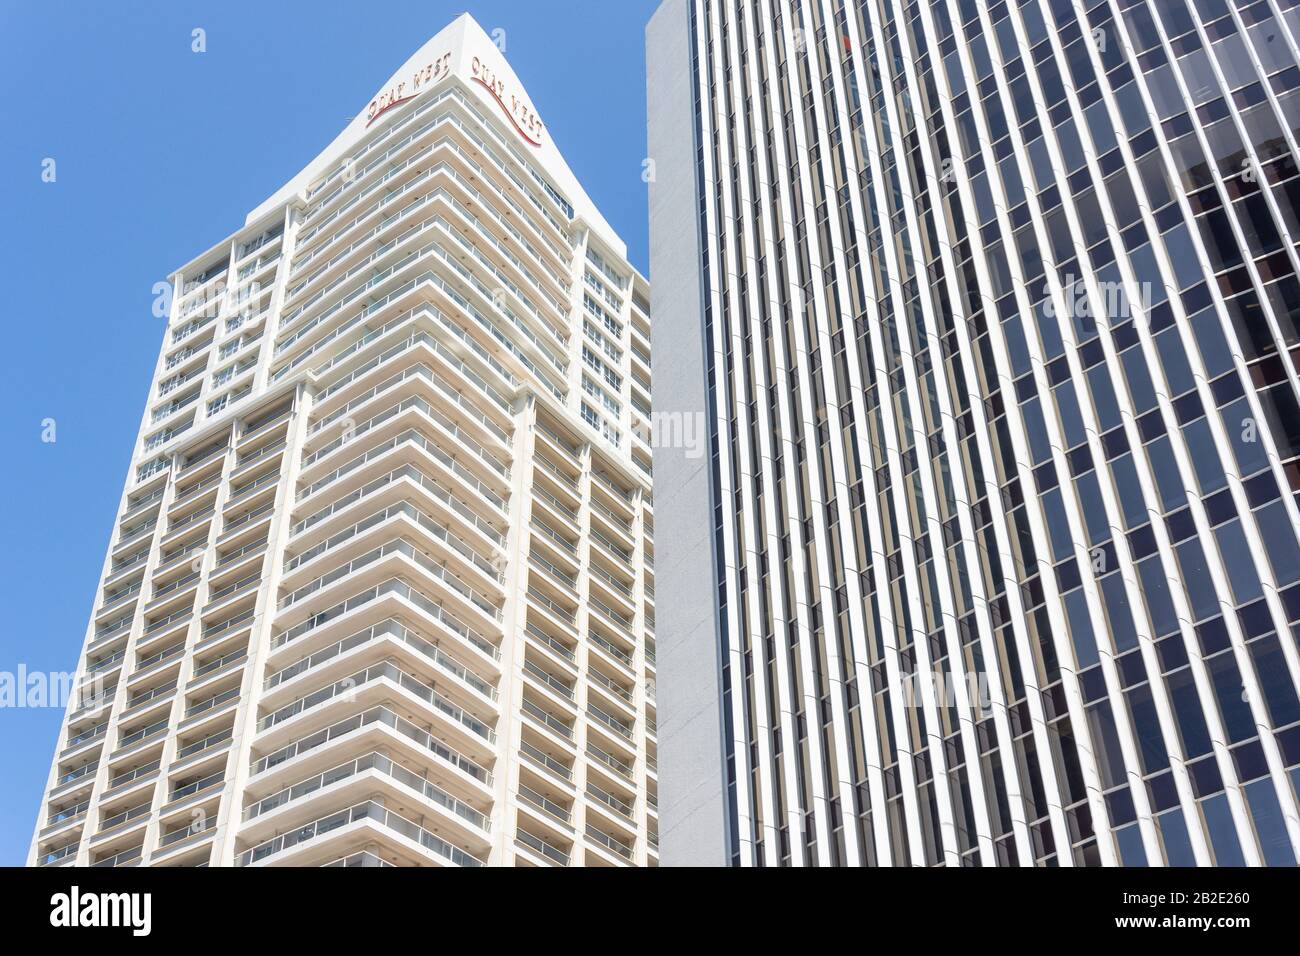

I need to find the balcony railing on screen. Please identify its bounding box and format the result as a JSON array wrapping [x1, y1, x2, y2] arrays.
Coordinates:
[[292, 462, 503, 547], [527, 587, 575, 626], [520, 741, 573, 782], [274, 575, 500, 665], [244, 751, 488, 832], [518, 784, 571, 825], [590, 632, 633, 668], [266, 618, 496, 701], [523, 660, 574, 701], [286, 500, 499, 584], [524, 622, 575, 663], [521, 698, 574, 741], [237, 800, 484, 867], [117, 717, 169, 750], [253, 705, 491, 785], [45, 799, 91, 829], [586, 824, 633, 861], [39, 842, 80, 866], [587, 744, 634, 781], [300, 428, 506, 513], [97, 800, 151, 834], [170, 769, 225, 802], [175, 727, 233, 762], [184, 686, 239, 720], [588, 704, 634, 742], [515, 828, 569, 866], [91, 844, 144, 868], [106, 760, 160, 792], [62, 723, 108, 753], [258, 660, 494, 743], [587, 782, 635, 821]]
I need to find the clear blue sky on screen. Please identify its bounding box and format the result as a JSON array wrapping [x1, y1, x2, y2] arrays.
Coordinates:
[[0, 0, 658, 866]]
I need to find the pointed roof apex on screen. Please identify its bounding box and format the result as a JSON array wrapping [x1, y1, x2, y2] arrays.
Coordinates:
[[246, 14, 623, 256]]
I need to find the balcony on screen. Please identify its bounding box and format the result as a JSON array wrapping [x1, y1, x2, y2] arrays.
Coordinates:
[[520, 740, 573, 784], [237, 800, 485, 867], [589, 562, 633, 602], [174, 727, 234, 764], [218, 501, 275, 542], [123, 680, 177, 714], [273, 576, 500, 664], [190, 648, 248, 685], [225, 468, 281, 509], [265, 618, 496, 703], [533, 484, 577, 522], [43, 798, 90, 833], [530, 518, 578, 558], [142, 607, 194, 639], [590, 527, 632, 564], [292, 462, 504, 549], [285, 499, 500, 586], [95, 800, 151, 838], [258, 660, 495, 745], [201, 608, 256, 645], [587, 782, 635, 822], [299, 428, 506, 514], [104, 760, 160, 795], [589, 669, 634, 707], [521, 698, 574, 743], [91, 843, 145, 867], [587, 744, 634, 783], [38, 841, 80, 867], [244, 751, 489, 834], [54, 763, 102, 793], [182, 686, 240, 723], [534, 452, 580, 495], [311, 358, 508, 449], [588, 704, 635, 743], [590, 631, 633, 669], [168, 768, 226, 805], [528, 551, 577, 592], [585, 823, 633, 862], [524, 621, 576, 666], [62, 723, 108, 755], [86, 648, 127, 677], [158, 818, 216, 852], [535, 423, 580, 464], [117, 716, 170, 752], [523, 659, 575, 703], [322, 851, 393, 867], [147, 571, 200, 610], [518, 783, 572, 829], [589, 596, 634, 645], [527, 586, 576, 630], [515, 827, 569, 866], [252, 705, 492, 788]]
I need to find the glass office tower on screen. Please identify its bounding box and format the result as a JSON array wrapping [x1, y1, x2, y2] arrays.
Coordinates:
[[648, 0, 1300, 866], [32, 13, 657, 868]]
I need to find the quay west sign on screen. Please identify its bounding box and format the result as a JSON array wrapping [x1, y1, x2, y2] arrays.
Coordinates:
[[366, 51, 453, 127], [363, 49, 546, 150], [469, 55, 545, 147]]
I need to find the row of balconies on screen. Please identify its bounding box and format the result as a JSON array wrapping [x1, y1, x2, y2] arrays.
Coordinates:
[[39, 694, 242, 867], [298, 99, 570, 286]]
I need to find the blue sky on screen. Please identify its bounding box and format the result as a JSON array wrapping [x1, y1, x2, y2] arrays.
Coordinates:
[[0, 0, 658, 866]]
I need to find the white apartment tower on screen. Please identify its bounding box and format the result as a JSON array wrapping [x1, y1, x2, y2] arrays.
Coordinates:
[[31, 14, 657, 868]]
